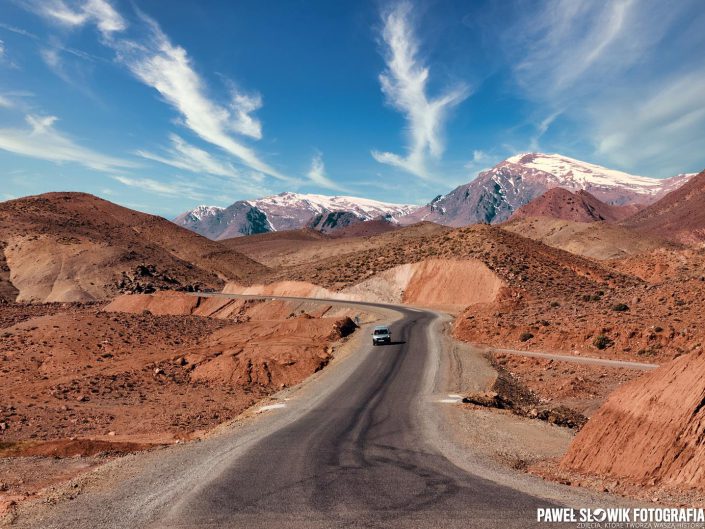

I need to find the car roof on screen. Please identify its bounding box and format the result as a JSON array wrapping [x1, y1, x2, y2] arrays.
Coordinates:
[[373, 325, 390, 330]]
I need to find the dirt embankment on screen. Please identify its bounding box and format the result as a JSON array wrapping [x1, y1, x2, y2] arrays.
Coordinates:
[[225, 258, 506, 309], [463, 355, 588, 430], [490, 353, 640, 418], [560, 350, 705, 494], [0, 243, 18, 303]]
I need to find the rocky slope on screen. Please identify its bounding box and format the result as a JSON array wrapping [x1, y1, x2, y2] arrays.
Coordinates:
[[174, 192, 416, 240], [502, 217, 672, 260], [401, 153, 692, 226], [231, 224, 637, 313], [621, 169, 705, 244], [561, 349, 705, 492], [0, 192, 267, 302], [221, 222, 447, 268], [508, 188, 640, 223]]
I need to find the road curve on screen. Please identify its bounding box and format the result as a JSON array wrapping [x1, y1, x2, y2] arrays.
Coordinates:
[[150, 296, 563, 529], [12, 295, 591, 529]]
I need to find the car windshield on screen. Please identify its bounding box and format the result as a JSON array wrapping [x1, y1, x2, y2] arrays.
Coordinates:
[[374, 329, 389, 335]]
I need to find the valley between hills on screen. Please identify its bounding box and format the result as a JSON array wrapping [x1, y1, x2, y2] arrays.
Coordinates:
[[2, 154, 705, 522]]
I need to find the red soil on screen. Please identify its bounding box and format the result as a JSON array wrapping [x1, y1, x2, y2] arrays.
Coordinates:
[[561, 349, 705, 493]]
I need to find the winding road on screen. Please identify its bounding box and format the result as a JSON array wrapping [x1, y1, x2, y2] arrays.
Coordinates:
[[15, 296, 615, 529]]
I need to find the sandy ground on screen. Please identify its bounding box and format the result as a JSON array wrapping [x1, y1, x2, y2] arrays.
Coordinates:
[[436, 331, 576, 469]]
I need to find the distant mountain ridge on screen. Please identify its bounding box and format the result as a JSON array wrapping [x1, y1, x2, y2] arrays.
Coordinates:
[[399, 153, 693, 227], [175, 153, 695, 238], [174, 192, 416, 240]]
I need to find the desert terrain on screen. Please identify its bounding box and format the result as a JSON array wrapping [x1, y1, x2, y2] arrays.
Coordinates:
[[3, 172, 705, 520], [213, 171, 705, 502]]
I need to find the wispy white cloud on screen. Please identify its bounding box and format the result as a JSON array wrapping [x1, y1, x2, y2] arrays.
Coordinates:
[[136, 133, 241, 178], [307, 152, 347, 191], [112, 14, 288, 181], [111, 175, 208, 200], [0, 95, 12, 108], [18, 0, 290, 188], [462, 149, 498, 176], [0, 22, 39, 40], [465, 150, 487, 166], [504, 0, 705, 175], [0, 39, 18, 69], [229, 90, 263, 140], [591, 70, 705, 175], [371, 2, 469, 179], [511, 1, 643, 100], [40, 46, 66, 77], [528, 111, 561, 151], [28, 0, 126, 36], [0, 114, 136, 171]]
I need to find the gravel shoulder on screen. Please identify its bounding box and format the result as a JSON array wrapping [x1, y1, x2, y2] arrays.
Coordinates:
[[418, 313, 639, 509]]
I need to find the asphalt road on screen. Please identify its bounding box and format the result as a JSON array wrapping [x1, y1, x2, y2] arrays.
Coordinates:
[[148, 302, 565, 529]]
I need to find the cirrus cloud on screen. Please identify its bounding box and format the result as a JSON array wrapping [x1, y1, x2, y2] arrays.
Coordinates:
[[0, 114, 136, 172], [371, 2, 469, 180]]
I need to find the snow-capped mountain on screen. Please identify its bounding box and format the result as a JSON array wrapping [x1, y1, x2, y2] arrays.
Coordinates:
[[400, 153, 694, 227], [174, 192, 417, 240]]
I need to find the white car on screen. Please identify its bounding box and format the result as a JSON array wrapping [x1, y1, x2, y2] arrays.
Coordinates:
[[372, 326, 392, 346]]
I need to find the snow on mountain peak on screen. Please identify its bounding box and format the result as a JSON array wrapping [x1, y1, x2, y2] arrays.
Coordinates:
[[185, 205, 224, 221], [250, 192, 416, 219], [505, 153, 663, 192]]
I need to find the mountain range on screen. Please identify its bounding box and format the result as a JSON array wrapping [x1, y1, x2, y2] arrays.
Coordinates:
[[622, 168, 705, 244], [400, 153, 693, 227], [174, 192, 415, 240], [175, 153, 695, 239]]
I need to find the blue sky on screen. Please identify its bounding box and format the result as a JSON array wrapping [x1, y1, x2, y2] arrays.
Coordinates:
[[1, 0, 704, 217]]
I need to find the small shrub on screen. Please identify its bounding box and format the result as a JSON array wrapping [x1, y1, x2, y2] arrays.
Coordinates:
[[582, 294, 602, 302], [654, 326, 663, 333], [550, 301, 560, 308], [593, 335, 614, 350], [612, 303, 629, 312], [520, 332, 534, 342]]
